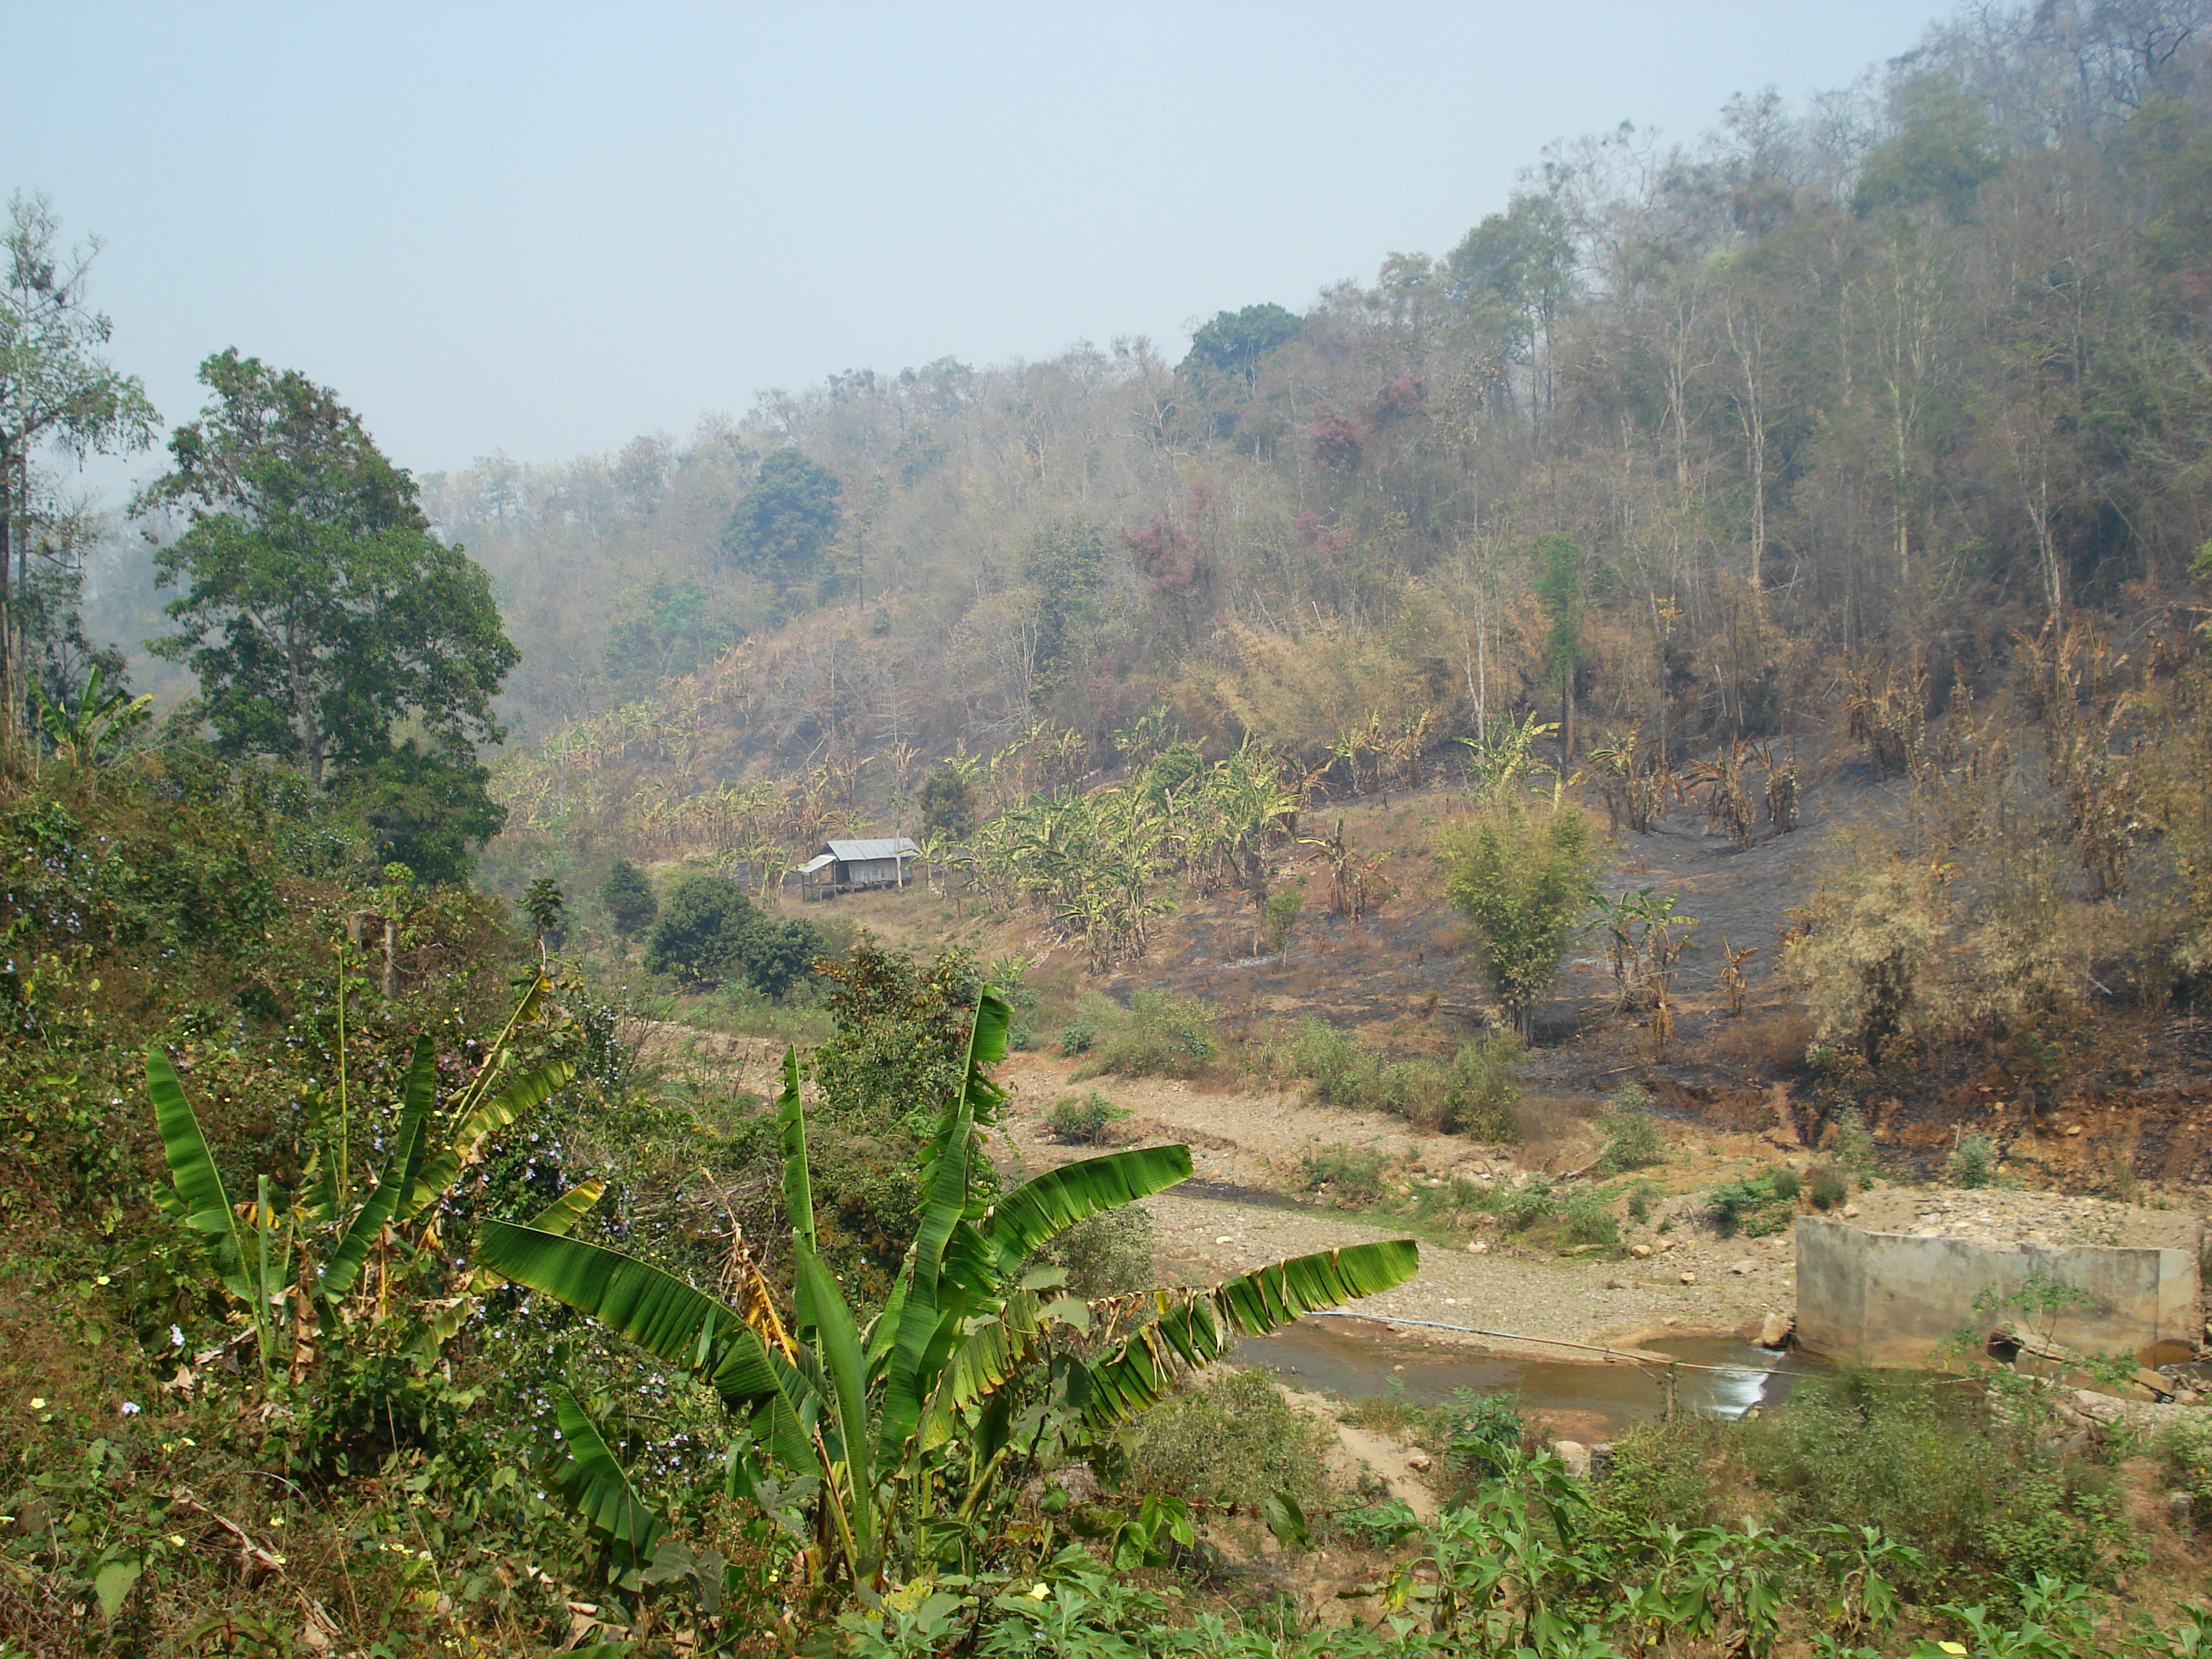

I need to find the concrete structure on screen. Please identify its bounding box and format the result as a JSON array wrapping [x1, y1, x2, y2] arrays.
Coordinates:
[[1795, 1210, 2205, 1367], [798, 837, 919, 900]]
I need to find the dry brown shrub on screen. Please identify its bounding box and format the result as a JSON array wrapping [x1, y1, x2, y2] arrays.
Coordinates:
[[1514, 1092, 1597, 1161], [1691, 1006, 1813, 1071]]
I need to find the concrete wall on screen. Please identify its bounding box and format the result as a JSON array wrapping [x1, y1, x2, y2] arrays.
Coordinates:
[[1795, 1215, 2203, 1367]]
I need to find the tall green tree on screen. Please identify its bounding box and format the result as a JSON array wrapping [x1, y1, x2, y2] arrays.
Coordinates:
[[146, 351, 519, 793], [721, 446, 842, 605], [1440, 797, 1601, 1040], [600, 859, 657, 941], [1177, 302, 1303, 388], [0, 192, 158, 737]]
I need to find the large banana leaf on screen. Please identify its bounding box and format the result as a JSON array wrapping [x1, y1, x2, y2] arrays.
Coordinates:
[[873, 991, 1008, 1471], [777, 1048, 822, 1341], [320, 1038, 439, 1298], [794, 1244, 875, 1576], [552, 1390, 668, 1569], [531, 1179, 606, 1237], [145, 1048, 241, 1276], [478, 1220, 788, 1407], [1076, 1240, 1419, 1431], [912, 1288, 1057, 1454], [978, 1145, 1193, 1283], [464, 1182, 603, 1296], [400, 1058, 575, 1223]]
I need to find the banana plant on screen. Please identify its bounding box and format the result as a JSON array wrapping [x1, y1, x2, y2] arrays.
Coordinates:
[[478, 989, 1419, 1596], [28, 664, 154, 778], [147, 970, 577, 1382]]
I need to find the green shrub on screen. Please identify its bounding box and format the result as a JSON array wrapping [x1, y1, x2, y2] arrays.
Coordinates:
[[1706, 1174, 1797, 1238], [1951, 1133, 1998, 1189], [1625, 1182, 1658, 1223], [1591, 1416, 1732, 1539], [642, 871, 825, 997], [1442, 1032, 1521, 1139], [1286, 1017, 1363, 1104], [1301, 1141, 1392, 1206], [2160, 1421, 2212, 1516], [1059, 1020, 1096, 1056], [1744, 1369, 2139, 1597], [1035, 1204, 1157, 1298], [1270, 1020, 1520, 1138], [1770, 1166, 1802, 1200], [1084, 988, 1216, 1078], [1444, 1390, 1525, 1478], [1595, 1083, 1665, 1174], [1125, 1368, 1334, 1513], [1557, 1188, 1622, 1251], [1498, 1174, 1557, 1232], [1807, 1164, 1849, 1210], [1439, 799, 1602, 1039], [1046, 1092, 1128, 1145], [1833, 1104, 1879, 1174]]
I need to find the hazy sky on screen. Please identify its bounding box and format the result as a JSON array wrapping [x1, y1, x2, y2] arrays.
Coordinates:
[[11, 1, 1957, 498]]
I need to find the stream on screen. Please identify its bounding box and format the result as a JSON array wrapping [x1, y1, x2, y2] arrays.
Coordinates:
[[1230, 1316, 1825, 1431]]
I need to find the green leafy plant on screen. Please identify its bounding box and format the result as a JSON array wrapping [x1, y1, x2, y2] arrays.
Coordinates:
[[28, 662, 153, 773], [1300, 1141, 1393, 1206], [477, 991, 1419, 1600], [146, 968, 578, 1388], [1596, 1084, 1665, 1174], [1951, 1133, 1999, 1189], [1439, 798, 1600, 1040], [1443, 1390, 1524, 1478], [1706, 1174, 1797, 1239], [1046, 1092, 1129, 1146]]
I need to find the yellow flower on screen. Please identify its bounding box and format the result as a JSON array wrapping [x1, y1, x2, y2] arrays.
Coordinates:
[[1028, 1583, 1050, 1601], [27, 1398, 44, 1411]]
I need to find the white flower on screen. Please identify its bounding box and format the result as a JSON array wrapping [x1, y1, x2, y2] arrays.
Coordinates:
[[169, 1326, 185, 1348], [120, 1401, 141, 1416]]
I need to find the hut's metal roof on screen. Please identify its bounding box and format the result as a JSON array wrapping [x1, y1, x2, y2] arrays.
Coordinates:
[[823, 838, 919, 860]]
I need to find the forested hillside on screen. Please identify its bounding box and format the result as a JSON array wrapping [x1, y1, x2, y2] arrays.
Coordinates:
[[459, 6, 2212, 881]]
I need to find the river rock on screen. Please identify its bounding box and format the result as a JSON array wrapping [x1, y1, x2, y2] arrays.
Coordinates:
[[1629, 1244, 1652, 1259], [1679, 1271, 1697, 1285], [1552, 1440, 1591, 1480], [1758, 1312, 1793, 1349], [1730, 1259, 1755, 1275], [1467, 1240, 1488, 1254], [1406, 1452, 1433, 1473]]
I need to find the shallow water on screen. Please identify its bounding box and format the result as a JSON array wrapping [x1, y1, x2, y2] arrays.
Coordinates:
[[1229, 1317, 1825, 1431]]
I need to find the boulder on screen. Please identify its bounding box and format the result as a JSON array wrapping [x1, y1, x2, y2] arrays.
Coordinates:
[[1552, 1439, 1591, 1480], [1758, 1312, 1794, 1349], [1629, 1244, 1653, 1259]]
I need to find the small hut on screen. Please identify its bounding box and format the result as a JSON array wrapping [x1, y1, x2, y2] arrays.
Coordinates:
[[798, 837, 920, 900]]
